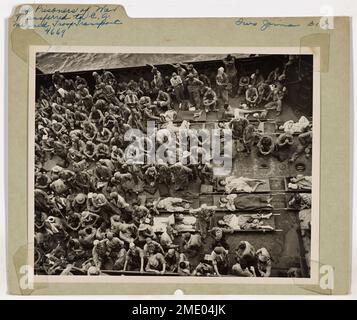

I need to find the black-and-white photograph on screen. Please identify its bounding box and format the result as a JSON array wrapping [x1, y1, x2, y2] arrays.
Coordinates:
[[33, 51, 315, 279]]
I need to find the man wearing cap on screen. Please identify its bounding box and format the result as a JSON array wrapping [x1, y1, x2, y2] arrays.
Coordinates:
[[87, 193, 107, 213], [138, 221, 156, 243], [71, 193, 87, 213]]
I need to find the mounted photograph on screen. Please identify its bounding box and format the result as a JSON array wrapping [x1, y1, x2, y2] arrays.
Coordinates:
[[29, 47, 319, 283]]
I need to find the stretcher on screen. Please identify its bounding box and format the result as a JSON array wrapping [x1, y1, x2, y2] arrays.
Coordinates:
[[214, 177, 271, 193], [212, 176, 311, 194], [211, 194, 272, 212], [153, 214, 197, 233], [213, 211, 279, 232]]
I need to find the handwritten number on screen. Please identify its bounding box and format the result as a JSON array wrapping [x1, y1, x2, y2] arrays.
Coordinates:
[[18, 5, 34, 29]]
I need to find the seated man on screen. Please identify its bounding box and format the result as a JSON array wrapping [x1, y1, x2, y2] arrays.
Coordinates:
[[202, 87, 218, 112], [257, 135, 275, 156], [245, 85, 259, 108], [288, 193, 311, 209], [219, 194, 273, 211], [237, 75, 250, 97], [257, 80, 272, 103], [264, 86, 286, 116], [154, 90, 171, 111], [217, 212, 274, 231], [276, 133, 294, 148], [123, 242, 144, 273], [145, 252, 166, 274], [289, 131, 312, 162]]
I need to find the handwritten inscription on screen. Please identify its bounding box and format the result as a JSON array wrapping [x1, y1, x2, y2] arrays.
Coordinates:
[[13, 5, 123, 37], [235, 18, 328, 31]]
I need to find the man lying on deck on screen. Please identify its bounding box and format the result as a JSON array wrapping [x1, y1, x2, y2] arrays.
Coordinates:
[[287, 175, 312, 190], [219, 176, 265, 194], [219, 194, 273, 211], [153, 197, 192, 212], [217, 212, 274, 231]]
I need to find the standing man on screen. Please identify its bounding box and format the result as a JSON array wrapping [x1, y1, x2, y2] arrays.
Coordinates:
[[170, 72, 185, 108], [185, 74, 203, 109], [216, 67, 230, 107], [223, 55, 238, 97]]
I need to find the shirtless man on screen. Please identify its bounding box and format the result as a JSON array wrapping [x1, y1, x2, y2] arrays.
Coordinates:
[[145, 253, 166, 274]]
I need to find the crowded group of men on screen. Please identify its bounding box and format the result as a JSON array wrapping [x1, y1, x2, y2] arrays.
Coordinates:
[[34, 54, 311, 277]]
